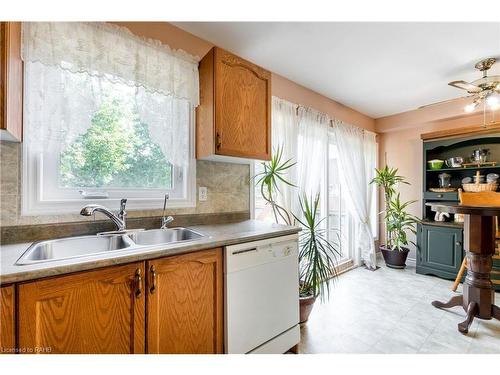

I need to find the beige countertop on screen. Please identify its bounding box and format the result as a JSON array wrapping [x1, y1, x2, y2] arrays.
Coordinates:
[[0, 220, 300, 285]]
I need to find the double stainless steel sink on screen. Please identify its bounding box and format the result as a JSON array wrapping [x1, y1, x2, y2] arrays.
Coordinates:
[[16, 228, 207, 265]]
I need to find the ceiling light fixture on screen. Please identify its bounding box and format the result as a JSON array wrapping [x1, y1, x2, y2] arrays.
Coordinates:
[[486, 93, 500, 107], [464, 102, 478, 113], [446, 58, 500, 117]]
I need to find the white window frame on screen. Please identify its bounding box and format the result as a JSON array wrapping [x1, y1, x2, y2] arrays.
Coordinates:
[[21, 105, 197, 216]]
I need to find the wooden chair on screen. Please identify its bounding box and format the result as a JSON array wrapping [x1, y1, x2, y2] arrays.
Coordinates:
[[451, 189, 500, 292]]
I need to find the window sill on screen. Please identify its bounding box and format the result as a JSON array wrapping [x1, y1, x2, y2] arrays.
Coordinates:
[[20, 196, 197, 216]]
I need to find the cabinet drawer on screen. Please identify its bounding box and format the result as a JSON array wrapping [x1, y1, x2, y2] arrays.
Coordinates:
[[424, 191, 458, 201]]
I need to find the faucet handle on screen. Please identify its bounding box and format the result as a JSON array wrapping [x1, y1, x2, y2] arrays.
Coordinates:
[[118, 198, 127, 222], [120, 198, 127, 211]]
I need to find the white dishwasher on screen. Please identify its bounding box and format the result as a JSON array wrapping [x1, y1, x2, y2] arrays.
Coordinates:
[[225, 234, 300, 354]]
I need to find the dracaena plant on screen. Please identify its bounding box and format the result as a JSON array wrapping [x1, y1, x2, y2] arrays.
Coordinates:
[[293, 193, 341, 301], [385, 193, 419, 251], [254, 148, 341, 300], [254, 145, 296, 225], [371, 166, 419, 251]]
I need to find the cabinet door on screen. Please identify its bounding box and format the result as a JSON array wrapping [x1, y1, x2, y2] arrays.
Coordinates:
[[147, 249, 223, 354], [420, 225, 463, 274], [1, 22, 23, 141], [18, 263, 145, 354], [214, 48, 271, 160], [1, 285, 15, 353]]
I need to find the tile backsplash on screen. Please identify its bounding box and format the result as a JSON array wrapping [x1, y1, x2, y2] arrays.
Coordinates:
[[0, 141, 250, 227]]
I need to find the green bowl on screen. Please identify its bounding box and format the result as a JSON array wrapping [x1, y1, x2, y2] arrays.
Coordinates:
[[428, 159, 444, 170]]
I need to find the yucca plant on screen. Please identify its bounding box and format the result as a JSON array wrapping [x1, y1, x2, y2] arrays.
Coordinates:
[[293, 193, 341, 301], [254, 145, 296, 225]]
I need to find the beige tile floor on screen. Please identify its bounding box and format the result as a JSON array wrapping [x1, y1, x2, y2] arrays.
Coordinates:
[[298, 264, 500, 354]]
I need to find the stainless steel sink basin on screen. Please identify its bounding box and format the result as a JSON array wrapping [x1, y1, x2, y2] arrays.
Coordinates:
[[16, 235, 133, 265], [15, 227, 207, 266], [128, 227, 206, 246]]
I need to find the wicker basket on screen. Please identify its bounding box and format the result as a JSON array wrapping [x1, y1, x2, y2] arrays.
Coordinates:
[[462, 182, 498, 192], [462, 170, 499, 192]]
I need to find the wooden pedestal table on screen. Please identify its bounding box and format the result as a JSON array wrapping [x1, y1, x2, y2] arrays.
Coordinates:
[[426, 203, 500, 334]]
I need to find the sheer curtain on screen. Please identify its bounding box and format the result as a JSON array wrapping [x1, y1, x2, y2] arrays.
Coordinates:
[[296, 106, 329, 201], [22, 22, 199, 169], [270, 97, 299, 222], [333, 120, 377, 269]]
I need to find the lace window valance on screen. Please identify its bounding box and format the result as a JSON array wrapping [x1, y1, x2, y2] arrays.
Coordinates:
[[22, 22, 199, 105]]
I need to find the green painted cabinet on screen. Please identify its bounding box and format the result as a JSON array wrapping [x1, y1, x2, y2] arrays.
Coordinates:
[[418, 133, 500, 291], [416, 224, 463, 280]]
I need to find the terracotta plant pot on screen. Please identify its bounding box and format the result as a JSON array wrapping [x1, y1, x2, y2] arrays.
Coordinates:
[[380, 245, 410, 269], [299, 294, 317, 323]]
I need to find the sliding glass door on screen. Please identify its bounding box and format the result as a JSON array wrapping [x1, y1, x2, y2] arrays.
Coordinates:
[[253, 133, 356, 264], [327, 135, 354, 263]]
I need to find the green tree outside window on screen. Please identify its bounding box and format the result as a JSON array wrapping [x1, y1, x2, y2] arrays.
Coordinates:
[[60, 97, 172, 189]]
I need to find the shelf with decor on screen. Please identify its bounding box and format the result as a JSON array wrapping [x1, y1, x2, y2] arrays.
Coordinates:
[[426, 165, 500, 172], [417, 132, 500, 290]]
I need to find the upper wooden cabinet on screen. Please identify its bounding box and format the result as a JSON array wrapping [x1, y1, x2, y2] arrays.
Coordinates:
[[0, 22, 23, 142], [196, 47, 271, 160], [146, 248, 223, 354], [1, 285, 15, 354], [18, 263, 146, 354]]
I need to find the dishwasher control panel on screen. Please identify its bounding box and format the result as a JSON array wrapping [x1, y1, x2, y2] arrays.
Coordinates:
[[225, 234, 299, 273]]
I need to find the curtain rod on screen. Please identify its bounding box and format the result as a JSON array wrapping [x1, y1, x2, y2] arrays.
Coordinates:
[[281, 96, 368, 133]]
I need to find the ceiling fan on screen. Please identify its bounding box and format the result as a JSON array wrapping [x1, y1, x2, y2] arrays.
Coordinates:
[[419, 57, 500, 112]]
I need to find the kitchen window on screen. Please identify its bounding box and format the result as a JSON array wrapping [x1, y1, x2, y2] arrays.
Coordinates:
[[21, 22, 199, 215]]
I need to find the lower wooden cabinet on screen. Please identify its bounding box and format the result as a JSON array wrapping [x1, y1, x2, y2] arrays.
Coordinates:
[[147, 248, 223, 354], [18, 262, 146, 354], [1, 285, 15, 353], [14, 248, 223, 354]]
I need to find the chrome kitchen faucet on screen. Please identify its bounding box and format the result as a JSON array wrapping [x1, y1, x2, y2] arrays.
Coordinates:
[[80, 198, 128, 232]]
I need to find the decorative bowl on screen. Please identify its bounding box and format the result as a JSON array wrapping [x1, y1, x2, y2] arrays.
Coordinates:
[[428, 159, 444, 170]]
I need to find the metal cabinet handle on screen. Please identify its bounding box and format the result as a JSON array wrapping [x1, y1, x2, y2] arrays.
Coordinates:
[[456, 241, 462, 247], [216, 132, 222, 149], [437, 194, 443, 198], [135, 268, 142, 297], [150, 265, 156, 294]]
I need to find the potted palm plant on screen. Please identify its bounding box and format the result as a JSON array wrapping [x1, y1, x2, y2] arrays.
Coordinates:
[[294, 193, 340, 323], [254, 147, 341, 323], [371, 166, 419, 269], [254, 146, 295, 225]]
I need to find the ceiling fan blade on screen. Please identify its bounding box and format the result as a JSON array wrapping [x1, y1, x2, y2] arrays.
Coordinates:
[[448, 80, 482, 93], [418, 95, 472, 110]]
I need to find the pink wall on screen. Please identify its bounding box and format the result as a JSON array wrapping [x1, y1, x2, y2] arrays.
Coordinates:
[[112, 22, 375, 132], [272, 74, 375, 131]]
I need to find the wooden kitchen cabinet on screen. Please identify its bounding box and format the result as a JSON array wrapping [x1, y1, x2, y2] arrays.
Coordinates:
[[146, 248, 223, 354], [0, 22, 23, 142], [1, 285, 16, 353], [196, 47, 271, 160], [14, 248, 224, 354], [18, 263, 146, 354]]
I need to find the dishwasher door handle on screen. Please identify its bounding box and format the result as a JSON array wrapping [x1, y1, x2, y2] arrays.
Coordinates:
[[232, 247, 258, 255]]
